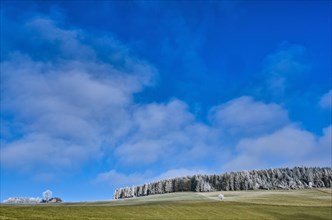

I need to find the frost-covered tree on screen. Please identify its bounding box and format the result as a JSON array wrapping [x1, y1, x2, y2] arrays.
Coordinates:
[[3, 197, 42, 204], [113, 167, 332, 199], [43, 190, 52, 201]]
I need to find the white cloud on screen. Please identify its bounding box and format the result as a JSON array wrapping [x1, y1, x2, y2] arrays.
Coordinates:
[[319, 89, 332, 109], [223, 125, 331, 171], [1, 17, 217, 173], [237, 125, 315, 158], [0, 18, 156, 172], [114, 96, 293, 168], [132, 100, 194, 139], [114, 99, 215, 165], [319, 125, 331, 148], [1, 134, 98, 172], [317, 125, 332, 165], [27, 18, 96, 60], [209, 96, 289, 136]]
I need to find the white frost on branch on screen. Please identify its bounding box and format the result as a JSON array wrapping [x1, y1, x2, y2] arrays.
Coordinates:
[[113, 167, 332, 199], [43, 189, 52, 201], [3, 197, 42, 204]]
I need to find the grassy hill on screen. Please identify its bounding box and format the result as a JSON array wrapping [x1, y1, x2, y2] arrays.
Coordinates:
[[1, 189, 331, 219]]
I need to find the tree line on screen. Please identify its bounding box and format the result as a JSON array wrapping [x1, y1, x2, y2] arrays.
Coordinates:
[[3, 189, 62, 204], [113, 167, 332, 199]]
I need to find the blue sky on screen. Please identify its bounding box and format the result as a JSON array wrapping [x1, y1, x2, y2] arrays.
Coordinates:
[[1, 0, 331, 202]]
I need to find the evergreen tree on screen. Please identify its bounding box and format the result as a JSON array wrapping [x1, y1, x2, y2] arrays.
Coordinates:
[[113, 167, 332, 199]]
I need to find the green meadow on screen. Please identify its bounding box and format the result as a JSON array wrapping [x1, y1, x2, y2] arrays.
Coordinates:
[[1, 189, 331, 220]]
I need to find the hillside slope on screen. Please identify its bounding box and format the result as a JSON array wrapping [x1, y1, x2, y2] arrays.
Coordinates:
[[1, 189, 331, 220]]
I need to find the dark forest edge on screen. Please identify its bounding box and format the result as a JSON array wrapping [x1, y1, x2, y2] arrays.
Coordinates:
[[113, 167, 332, 199]]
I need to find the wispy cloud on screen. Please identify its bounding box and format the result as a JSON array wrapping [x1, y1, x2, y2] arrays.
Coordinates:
[[320, 89, 332, 109], [95, 170, 149, 188], [96, 168, 211, 189], [256, 42, 310, 100]]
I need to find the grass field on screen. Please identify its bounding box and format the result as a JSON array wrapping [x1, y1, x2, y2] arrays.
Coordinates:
[[1, 189, 331, 219]]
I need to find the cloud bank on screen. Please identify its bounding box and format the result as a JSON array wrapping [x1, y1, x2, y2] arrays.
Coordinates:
[[1, 17, 155, 172], [1, 16, 330, 189]]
